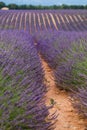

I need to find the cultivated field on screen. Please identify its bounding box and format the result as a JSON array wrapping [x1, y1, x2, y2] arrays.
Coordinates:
[[0, 10, 87, 33], [0, 10, 87, 130]]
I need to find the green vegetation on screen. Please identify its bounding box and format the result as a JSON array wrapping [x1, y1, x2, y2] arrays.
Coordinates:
[[0, 1, 87, 10]]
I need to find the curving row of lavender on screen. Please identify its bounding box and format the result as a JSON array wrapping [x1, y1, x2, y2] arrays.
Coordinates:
[[0, 10, 87, 33], [33, 30, 87, 69], [0, 30, 56, 130], [33, 30, 87, 117]]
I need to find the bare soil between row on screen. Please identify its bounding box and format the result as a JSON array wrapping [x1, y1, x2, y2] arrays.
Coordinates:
[[42, 59, 87, 130]]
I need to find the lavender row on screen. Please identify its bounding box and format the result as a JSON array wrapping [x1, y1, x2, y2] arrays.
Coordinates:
[[56, 40, 87, 117], [54, 38, 87, 90], [34, 30, 87, 90], [0, 30, 55, 130], [33, 30, 87, 69], [0, 9, 87, 14]]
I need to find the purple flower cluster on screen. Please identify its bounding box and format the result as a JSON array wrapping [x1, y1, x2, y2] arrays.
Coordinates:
[[73, 88, 87, 117], [0, 30, 55, 130]]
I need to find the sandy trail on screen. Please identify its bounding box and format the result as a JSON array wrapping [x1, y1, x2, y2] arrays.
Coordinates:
[[41, 59, 87, 130]]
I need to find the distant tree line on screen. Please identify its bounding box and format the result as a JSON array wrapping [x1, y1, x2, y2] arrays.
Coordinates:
[[0, 1, 87, 9]]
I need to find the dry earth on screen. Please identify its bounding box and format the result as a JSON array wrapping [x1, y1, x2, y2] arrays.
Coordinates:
[[41, 59, 87, 130]]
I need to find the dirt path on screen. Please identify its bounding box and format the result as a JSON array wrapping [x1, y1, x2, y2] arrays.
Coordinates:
[[42, 59, 87, 130]]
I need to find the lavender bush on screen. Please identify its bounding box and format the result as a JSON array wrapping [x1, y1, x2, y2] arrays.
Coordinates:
[[54, 38, 87, 90], [72, 88, 87, 117], [0, 30, 55, 130]]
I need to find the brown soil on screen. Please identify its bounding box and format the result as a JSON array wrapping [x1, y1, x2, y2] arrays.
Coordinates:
[[42, 59, 87, 130]]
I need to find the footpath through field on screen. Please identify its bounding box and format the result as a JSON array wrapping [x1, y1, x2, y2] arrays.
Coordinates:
[[41, 58, 87, 130]]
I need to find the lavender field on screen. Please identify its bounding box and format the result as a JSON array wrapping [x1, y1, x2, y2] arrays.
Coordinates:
[[0, 10, 87, 33], [0, 10, 87, 130]]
